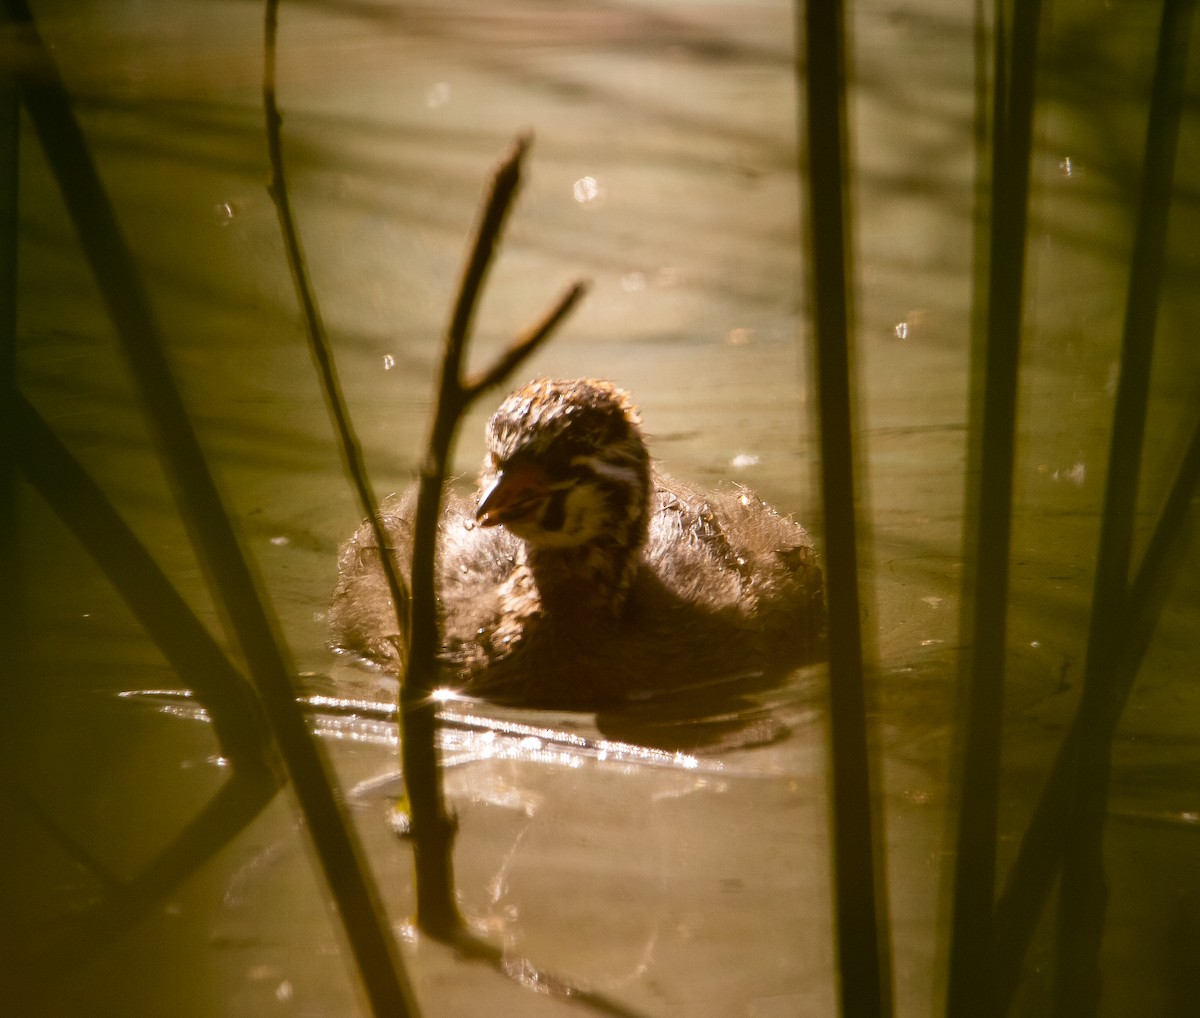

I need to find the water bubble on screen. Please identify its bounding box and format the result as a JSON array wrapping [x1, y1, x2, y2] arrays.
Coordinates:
[[382, 353, 395, 370], [572, 175, 603, 205], [425, 82, 451, 109], [620, 271, 646, 292], [1052, 460, 1087, 486], [894, 321, 909, 340]]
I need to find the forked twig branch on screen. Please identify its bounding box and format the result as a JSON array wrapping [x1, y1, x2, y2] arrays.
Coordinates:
[[402, 135, 590, 938], [469, 278, 589, 395], [266, 13, 634, 1015], [263, 0, 590, 948]]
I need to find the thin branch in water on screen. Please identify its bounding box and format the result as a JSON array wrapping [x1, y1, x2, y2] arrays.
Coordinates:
[[264, 0, 588, 953], [444, 133, 532, 367], [402, 134, 590, 939], [266, 0, 591, 988], [263, 0, 410, 642], [262, 2, 418, 1015], [467, 279, 590, 397]]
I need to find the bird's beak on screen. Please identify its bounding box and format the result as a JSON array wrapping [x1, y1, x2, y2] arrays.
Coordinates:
[[475, 463, 551, 528]]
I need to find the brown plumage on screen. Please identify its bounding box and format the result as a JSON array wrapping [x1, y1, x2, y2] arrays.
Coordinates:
[[329, 378, 826, 709]]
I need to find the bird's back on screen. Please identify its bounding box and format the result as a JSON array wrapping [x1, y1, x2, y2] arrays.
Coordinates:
[[329, 478, 825, 708]]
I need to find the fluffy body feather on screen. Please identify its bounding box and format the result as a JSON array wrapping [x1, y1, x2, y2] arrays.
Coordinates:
[[330, 378, 825, 708]]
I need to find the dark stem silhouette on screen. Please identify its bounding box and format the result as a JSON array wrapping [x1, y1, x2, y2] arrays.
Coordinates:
[[262, 13, 587, 941], [402, 134, 587, 937]]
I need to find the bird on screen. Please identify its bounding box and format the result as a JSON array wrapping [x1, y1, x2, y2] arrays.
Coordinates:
[[329, 378, 826, 710]]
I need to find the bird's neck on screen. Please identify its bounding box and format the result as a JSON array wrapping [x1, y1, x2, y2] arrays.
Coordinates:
[[522, 480, 650, 617], [523, 536, 641, 617], [519, 468, 652, 617]]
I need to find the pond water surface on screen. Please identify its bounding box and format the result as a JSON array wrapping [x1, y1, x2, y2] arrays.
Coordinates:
[[4, 1, 1200, 1016]]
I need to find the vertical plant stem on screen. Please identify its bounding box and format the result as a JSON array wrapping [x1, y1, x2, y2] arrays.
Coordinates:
[[945, 3, 1042, 1014], [6, 2, 419, 1013], [798, 3, 893, 1015], [263, 5, 583, 947], [990, 415, 1200, 1014], [258, 6, 425, 1013], [262, 0, 410, 639], [0, 40, 17, 672], [401, 136, 583, 939], [398, 137, 527, 939], [1053, 2, 1194, 1013]]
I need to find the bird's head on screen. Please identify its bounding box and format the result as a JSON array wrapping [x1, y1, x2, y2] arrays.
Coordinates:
[[476, 378, 652, 564]]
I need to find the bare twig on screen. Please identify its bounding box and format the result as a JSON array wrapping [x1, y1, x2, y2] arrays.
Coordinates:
[[263, 3, 419, 1015], [263, 0, 410, 643], [264, 0, 590, 974], [444, 133, 532, 367], [402, 136, 590, 938], [467, 279, 589, 396]]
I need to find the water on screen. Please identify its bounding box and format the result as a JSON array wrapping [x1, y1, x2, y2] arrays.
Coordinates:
[[4, 0, 1199, 1015]]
